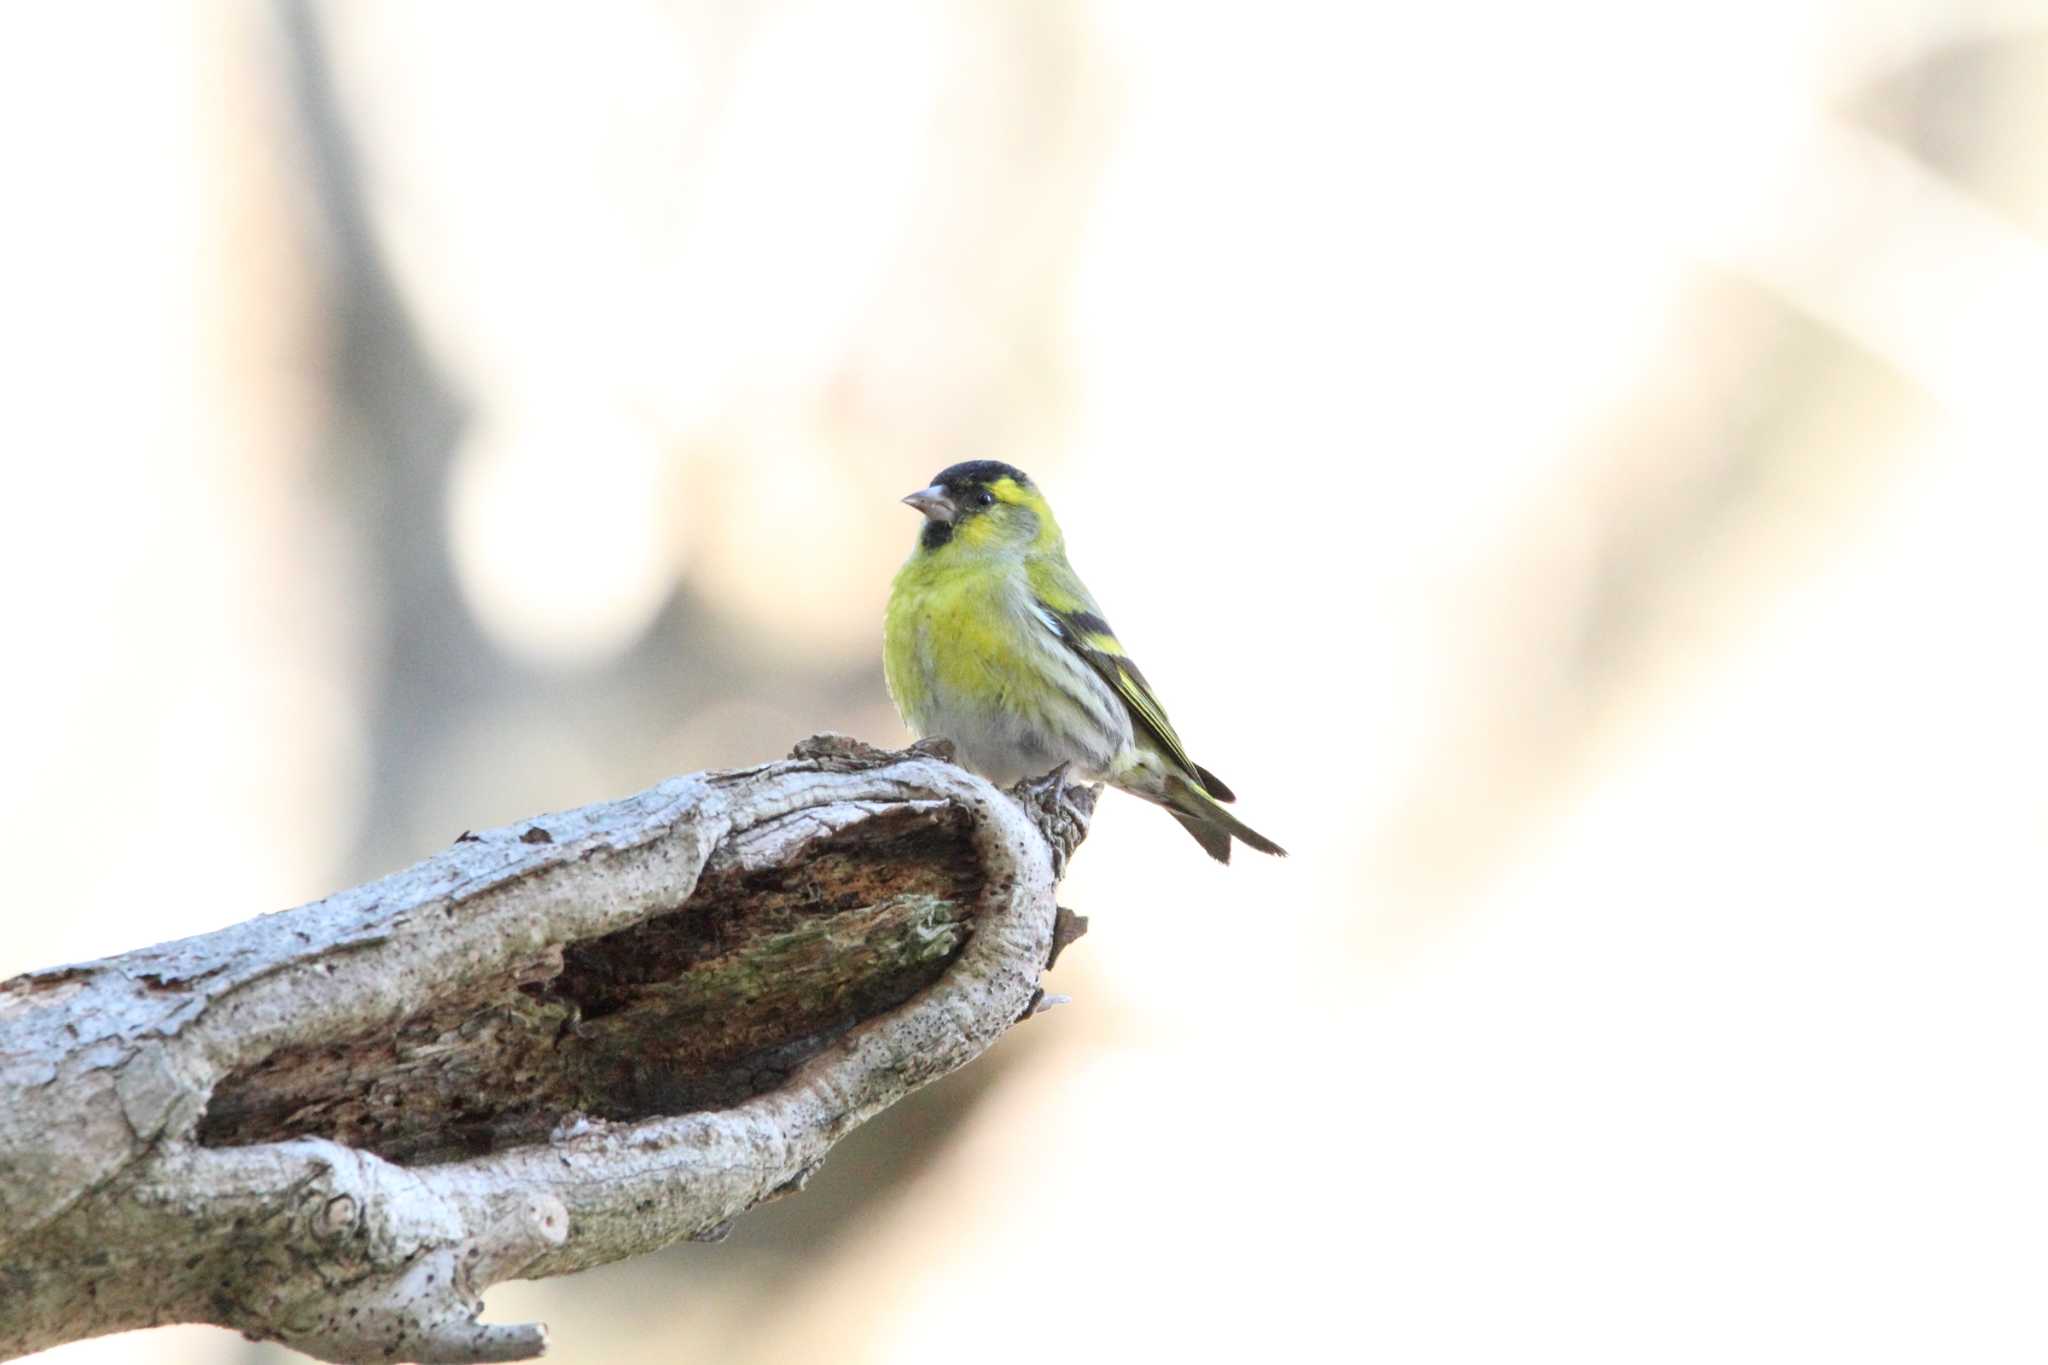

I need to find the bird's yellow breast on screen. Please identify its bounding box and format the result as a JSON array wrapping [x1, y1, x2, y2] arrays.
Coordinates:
[[884, 555, 1030, 730]]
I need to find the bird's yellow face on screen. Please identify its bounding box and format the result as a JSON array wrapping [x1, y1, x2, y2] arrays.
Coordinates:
[[900, 460, 1060, 558]]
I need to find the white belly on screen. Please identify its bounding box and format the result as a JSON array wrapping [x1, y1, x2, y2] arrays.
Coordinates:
[[917, 689, 1122, 786]]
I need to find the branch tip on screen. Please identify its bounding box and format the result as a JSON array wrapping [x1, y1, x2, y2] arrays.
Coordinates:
[[1020, 990, 1073, 1021], [1048, 906, 1089, 970]]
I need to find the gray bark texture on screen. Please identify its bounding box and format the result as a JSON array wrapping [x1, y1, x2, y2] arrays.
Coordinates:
[[0, 736, 1094, 1363]]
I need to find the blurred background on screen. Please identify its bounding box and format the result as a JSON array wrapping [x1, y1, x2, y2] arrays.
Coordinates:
[[4, 1, 2046, 1360]]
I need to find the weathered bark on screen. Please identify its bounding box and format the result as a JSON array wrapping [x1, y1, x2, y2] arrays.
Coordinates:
[[0, 736, 1094, 1364]]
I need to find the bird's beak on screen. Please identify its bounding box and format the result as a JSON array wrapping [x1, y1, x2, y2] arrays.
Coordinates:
[[901, 485, 958, 523]]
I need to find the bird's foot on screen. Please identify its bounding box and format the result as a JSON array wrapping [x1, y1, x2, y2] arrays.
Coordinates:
[[1007, 766, 1099, 879], [907, 735, 958, 763]]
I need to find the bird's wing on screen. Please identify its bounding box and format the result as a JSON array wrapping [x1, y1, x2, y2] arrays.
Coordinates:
[[1026, 563, 1236, 802]]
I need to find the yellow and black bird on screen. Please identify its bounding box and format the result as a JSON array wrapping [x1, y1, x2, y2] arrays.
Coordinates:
[[884, 461, 1284, 863]]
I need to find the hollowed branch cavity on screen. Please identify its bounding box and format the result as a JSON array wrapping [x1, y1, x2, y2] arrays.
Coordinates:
[[195, 804, 982, 1165]]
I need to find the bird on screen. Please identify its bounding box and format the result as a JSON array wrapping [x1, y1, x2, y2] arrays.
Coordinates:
[[884, 460, 1285, 863]]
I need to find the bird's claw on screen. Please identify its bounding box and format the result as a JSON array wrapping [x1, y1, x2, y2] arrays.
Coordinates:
[[907, 736, 958, 763], [1007, 767, 1098, 880]]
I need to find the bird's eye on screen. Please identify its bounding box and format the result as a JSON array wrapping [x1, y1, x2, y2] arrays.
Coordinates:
[[975, 489, 996, 508]]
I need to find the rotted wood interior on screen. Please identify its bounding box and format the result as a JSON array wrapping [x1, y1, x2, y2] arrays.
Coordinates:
[[194, 803, 983, 1165]]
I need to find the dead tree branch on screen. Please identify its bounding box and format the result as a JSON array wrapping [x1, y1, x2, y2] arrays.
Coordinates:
[[0, 736, 1094, 1363]]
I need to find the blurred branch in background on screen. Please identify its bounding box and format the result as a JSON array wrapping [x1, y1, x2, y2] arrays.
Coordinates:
[[272, 0, 475, 886]]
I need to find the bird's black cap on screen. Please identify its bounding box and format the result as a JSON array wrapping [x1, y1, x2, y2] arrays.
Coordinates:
[[930, 460, 1032, 492]]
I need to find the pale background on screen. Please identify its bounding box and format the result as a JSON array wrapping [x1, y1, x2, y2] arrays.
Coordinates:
[[3, 2, 2046, 1362]]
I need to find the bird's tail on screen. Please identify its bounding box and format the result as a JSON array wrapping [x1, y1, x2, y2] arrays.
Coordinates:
[[1163, 776, 1287, 864]]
